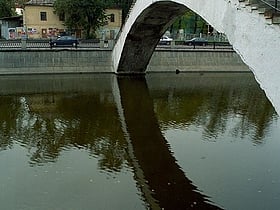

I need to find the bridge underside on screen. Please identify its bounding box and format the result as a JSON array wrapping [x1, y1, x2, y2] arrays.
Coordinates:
[[117, 1, 187, 74]]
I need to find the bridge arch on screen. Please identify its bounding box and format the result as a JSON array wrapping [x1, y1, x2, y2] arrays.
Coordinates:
[[113, 1, 188, 73], [112, 0, 280, 115]]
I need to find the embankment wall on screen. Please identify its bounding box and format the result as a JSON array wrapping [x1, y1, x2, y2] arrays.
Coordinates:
[[0, 49, 249, 74], [148, 49, 249, 72]]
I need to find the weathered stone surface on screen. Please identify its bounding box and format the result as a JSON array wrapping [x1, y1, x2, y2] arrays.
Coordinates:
[[112, 0, 280, 115]]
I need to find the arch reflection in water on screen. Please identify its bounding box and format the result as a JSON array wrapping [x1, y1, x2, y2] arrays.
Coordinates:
[[0, 72, 277, 210], [116, 76, 221, 209]]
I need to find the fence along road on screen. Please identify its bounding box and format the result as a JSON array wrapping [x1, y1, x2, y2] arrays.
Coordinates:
[[0, 39, 101, 49], [0, 39, 233, 50]]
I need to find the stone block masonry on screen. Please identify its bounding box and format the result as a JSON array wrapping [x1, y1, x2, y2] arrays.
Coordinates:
[[147, 49, 249, 72], [0, 48, 249, 75], [0, 49, 113, 75]]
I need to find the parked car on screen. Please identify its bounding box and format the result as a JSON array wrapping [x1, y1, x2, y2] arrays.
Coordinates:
[[158, 36, 173, 45], [49, 36, 79, 48], [184, 37, 208, 46]]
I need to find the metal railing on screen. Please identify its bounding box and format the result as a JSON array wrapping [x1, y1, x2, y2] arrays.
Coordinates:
[[0, 39, 233, 51], [249, 0, 280, 12], [157, 41, 233, 50], [260, 0, 280, 12], [0, 39, 103, 50]]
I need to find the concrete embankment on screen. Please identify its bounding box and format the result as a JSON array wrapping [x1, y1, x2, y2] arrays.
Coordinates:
[[0, 49, 112, 74], [148, 48, 249, 72], [0, 48, 249, 75]]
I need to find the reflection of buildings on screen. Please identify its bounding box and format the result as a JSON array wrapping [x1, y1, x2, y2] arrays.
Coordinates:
[[26, 95, 58, 118]]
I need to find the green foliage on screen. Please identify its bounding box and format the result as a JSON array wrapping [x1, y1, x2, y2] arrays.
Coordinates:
[[54, 0, 108, 38], [14, 0, 29, 8], [0, 0, 16, 18], [170, 10, 208, 35]]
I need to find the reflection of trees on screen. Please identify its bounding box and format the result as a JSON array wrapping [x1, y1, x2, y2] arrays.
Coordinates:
[[55, 94, 128, 172], [152, 77, 277, 144], [0, 93, 128, 171], [0, 73, 277, 171], [229, 87, 276, 144], [0, 97, 22, 151]]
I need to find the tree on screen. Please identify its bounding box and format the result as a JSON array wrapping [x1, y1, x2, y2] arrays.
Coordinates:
[[53, 0, 108, 38], [15, 0, 29, 8], [170, 10, 208, 36], [0, 0, 15, 18]]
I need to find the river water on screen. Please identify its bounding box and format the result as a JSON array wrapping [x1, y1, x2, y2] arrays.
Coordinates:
[[0, 72, 279, 210]]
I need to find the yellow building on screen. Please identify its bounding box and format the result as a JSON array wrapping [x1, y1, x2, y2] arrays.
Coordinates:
[[23, 0, 66, 39], [100, 8, 123, 40], [23, 0, 122, 39]]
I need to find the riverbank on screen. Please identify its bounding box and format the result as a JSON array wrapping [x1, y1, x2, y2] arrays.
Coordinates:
[[0, 48, 249, 75]]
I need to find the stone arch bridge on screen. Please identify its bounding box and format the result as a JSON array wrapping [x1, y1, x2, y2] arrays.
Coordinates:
[[112, 0, 280, 115]]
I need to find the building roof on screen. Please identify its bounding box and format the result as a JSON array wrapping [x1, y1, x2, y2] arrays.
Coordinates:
[[0, 15, 23, 21], [25, 0, 54, 6]]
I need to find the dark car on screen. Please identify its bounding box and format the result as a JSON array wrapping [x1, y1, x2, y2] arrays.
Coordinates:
[[184, 37, 208, 46], [49, 36, 79, 48]]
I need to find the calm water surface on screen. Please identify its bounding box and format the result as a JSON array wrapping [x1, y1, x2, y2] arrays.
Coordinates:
[[0, 73, 279, 210]]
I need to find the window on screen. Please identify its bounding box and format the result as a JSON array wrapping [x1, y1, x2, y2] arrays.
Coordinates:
[[59, 13, 65, 21], [40, 12, 47, 21], [110, 14, 115, 22]]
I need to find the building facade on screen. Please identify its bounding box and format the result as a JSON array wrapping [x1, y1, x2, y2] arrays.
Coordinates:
[[23, 0, 65, 39], [23, 0, 122, 39], [100, 8, 123, 40], [0, 16, 23, 39]]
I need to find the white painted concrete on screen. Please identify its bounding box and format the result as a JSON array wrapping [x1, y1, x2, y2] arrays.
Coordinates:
[[113, 0, 280, 115]]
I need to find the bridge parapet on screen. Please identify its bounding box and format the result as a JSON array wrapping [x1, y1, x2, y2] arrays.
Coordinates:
[[238, 0, 280, 23]]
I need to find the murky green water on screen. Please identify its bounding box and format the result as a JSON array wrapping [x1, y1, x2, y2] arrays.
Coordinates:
[[0, 73, 279, 210]]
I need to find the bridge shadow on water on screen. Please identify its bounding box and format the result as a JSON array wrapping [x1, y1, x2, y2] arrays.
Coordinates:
[[117, 76, 222, 209]]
